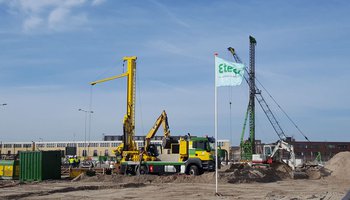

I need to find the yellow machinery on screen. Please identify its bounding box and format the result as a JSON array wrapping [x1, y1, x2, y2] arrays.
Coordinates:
[[142, 110, 172, 161], [91, 56, 216, 176], [91, 56, 139, 162]]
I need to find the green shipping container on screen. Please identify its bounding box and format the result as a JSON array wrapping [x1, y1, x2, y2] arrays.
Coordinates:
[[20, 151, 61, 182], [0, 160, 19, 180]]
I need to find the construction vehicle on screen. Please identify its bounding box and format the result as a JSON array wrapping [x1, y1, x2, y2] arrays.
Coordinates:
[[91, 56, 139, 163], [228, 37, 310, 164], [91, 56, 216, 176], [228, 37, 288, 161], [121, 134, 215, 176], [228, 38, 309, 179], [252, 140, 296, 170], [121, 110, 216, 175], [253, 140, 309, 178], [142, 110, 173, 161]]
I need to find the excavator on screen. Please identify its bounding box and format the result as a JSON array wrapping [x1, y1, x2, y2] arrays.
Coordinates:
[[253, 140, 297, 171], [142, 110, 175, 161]]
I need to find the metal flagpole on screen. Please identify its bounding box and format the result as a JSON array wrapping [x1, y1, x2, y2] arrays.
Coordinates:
[[214, 53, 218, 195]]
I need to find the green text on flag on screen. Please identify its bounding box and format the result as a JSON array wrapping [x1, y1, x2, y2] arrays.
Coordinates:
[[215, 56, 245, 87]]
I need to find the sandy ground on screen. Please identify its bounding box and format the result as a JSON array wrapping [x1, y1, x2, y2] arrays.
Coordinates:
[[2, 152, 350, 200], [0, 176, 349, 200]]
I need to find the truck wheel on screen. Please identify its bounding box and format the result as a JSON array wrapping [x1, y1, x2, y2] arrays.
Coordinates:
[[189, 165, 199, 176], [126, 166, 136, 175], [136, 165, 148, 175]]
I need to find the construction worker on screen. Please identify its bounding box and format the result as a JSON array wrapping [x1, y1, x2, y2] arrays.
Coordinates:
[[74, 156, 80, 168], [68, 156, 75, 168]]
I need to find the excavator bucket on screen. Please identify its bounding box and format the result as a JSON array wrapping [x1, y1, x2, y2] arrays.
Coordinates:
[[291, 171, 308, 179], [162, 136, 178, 149]]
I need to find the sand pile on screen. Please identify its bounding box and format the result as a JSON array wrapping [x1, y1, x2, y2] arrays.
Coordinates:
[[325, 151, 350, 179]]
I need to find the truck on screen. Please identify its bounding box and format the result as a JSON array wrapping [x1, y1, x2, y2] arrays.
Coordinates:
[[120, 110, 215, 176], [120, 135, 215, 176]]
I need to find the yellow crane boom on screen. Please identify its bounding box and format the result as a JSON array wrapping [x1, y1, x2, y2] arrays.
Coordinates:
[[91, 56, 137, 154]]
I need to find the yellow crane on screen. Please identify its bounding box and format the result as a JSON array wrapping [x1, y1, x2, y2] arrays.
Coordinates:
[[91, 56, 139, 162]]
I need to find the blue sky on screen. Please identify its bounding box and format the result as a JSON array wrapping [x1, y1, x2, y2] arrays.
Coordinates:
[[0, 0, 349, 145]]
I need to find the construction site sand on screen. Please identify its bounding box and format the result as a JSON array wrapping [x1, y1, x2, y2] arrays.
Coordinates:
[[325, 151, 350, 180], [1, 162, 350, 199], [1, 174, 349, 199], [80, 164, 290, 184]]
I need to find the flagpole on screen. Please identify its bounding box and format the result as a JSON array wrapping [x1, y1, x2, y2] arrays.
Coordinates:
[[214, 52, 218, 195], [213, 54, 245, 195]]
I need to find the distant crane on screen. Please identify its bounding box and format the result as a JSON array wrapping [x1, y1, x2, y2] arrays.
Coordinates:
[[228, 36, 287, 160]]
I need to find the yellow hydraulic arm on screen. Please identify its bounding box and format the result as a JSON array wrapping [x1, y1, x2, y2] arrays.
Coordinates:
[[144, 110, 170, 151], [91, 56, 137, 152]]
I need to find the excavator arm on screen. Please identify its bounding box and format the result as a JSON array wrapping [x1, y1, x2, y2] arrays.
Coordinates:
[[269, 140, 296, 170], [144, 110, 170, 152]]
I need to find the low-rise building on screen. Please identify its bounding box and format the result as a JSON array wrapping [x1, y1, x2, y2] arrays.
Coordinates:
[[0, 135, 231, 158], [229, 137, 350, 162]]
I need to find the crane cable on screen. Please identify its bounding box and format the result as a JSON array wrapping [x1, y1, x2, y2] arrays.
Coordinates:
[[254, 77, 310, 142], [228, 49, 310, 141]]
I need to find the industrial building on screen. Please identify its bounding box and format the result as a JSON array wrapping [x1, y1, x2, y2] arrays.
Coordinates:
[[0, 136, 230, 158], [288, 139, 350, 161], [229, 137, 350, 163]]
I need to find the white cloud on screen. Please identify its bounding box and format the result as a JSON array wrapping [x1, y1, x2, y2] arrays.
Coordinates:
[[48, 7, 70, 27], [2, 0, 104, 33], [62, 0, 86, 7], [91, 0, 105, 6], [23, 16, 43, 31], [9, 0, 61, 13]]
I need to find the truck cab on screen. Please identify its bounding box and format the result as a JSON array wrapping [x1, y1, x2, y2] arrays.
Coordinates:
[[180, 136, 215, 175], [120, 135, 216, 176]]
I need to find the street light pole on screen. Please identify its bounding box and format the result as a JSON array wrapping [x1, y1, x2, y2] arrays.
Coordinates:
[[78, 109, 93, 157], [1, 104, 6, 154]]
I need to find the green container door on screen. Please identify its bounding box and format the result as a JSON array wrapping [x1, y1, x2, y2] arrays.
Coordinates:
[[20, 151, 41, 181], [0, 160, 19, 179], [42, 151, 61, 180], [20, 151, 61, 182]]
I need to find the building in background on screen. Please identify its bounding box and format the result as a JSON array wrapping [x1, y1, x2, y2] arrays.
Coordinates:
[[288, 139, 350, 162], [0, 135, 230, 158], [229, 137, 350, 162]]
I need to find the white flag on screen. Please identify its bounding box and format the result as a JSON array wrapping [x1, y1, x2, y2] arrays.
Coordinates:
[[215, 56, 245, 87]]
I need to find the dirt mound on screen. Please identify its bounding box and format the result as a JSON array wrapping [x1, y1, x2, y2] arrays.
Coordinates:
[[80, 164, 291, 184], [303, 165, 331, 180], [222, 165, 287, 183], [81, 173, 217, 184], [325, 151, 350, 179]]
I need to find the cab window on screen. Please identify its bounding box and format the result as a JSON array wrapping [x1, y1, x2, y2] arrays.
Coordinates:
[[193, 141, 210, 151]]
